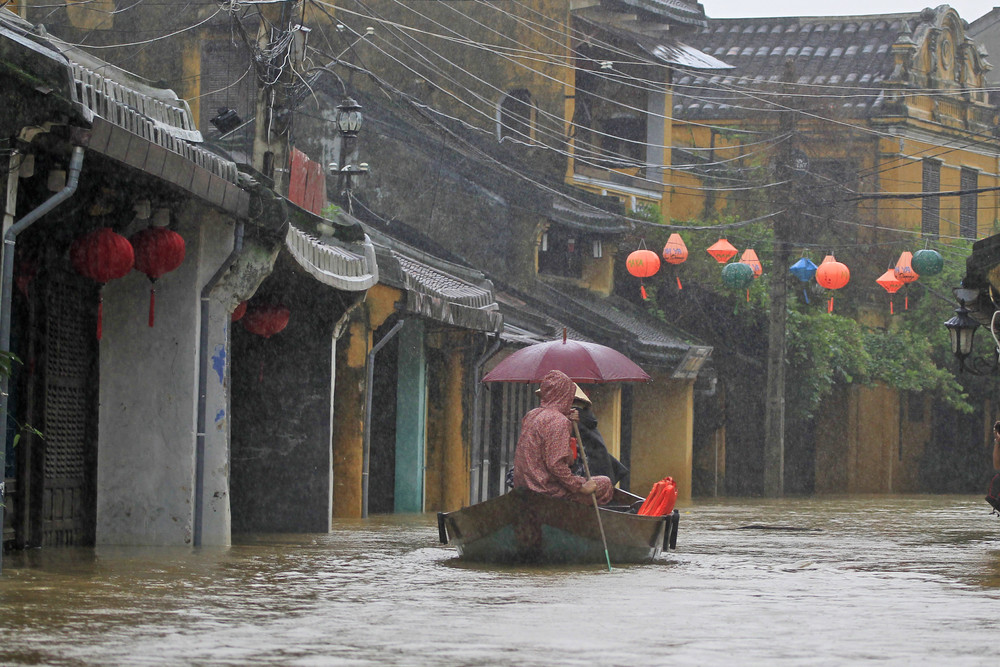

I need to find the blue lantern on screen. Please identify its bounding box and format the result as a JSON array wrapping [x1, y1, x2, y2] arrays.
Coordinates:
[[790, 257, 818, 303]]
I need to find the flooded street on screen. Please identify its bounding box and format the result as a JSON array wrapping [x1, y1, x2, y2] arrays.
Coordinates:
[[3, 495, 1000, 665]]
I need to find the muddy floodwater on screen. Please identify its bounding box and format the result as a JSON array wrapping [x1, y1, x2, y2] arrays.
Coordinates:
[[3, 495, 1000, 665]]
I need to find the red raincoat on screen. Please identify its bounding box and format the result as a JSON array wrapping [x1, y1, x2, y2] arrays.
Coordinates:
[[513, 370, 614, 505]]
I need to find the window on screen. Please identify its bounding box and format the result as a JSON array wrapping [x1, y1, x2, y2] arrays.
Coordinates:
[[498, 89, 533, 143], [960, 167, 978, 240], [599, 114, 644, 167], [921, 159, 940, 239], [571, 39, 647, 171], [537, 226, 584, 279]]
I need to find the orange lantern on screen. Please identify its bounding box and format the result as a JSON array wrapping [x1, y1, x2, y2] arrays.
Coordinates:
[[893, 251, 919, 284], [626, 248, 660, 300], [815, 254, 850, 312], [740, 248, 762, 278], [662, 233, 688, 290], [876, 268, 903, 314], [707, 238, 737, 263], [893, 251, 919, 310]]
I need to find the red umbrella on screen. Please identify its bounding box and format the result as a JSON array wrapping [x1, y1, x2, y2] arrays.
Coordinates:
[[482, 335, 650, 384]]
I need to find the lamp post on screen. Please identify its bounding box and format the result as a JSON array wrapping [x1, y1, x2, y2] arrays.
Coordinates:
[[331, 97, 369, 211], [944, 291, 999, 375]]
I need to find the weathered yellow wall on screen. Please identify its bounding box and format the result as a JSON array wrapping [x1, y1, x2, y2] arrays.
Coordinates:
[[425, 332, 470, 512], [584, 383, 621, 460], [816, 383, 902, 494], [65, 0, 114, 30], [331, 285, 401, 518], [629, 377, 693, 500], [896, 393, 930, 492], [332, 320, 367, 518], [441, 341, 468, 510], [580, 253, 616, 296]]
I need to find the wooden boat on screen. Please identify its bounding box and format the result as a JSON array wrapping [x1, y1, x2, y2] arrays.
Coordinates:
[[437, 487, 679, 565]]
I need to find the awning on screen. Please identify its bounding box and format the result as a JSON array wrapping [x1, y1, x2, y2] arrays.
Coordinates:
[[370, 233, 502, 333], [0, 13, 250, 219]]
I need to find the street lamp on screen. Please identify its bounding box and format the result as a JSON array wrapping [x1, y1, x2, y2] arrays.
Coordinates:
[[331, 97, 369, 209], [944, 290, 999, 375], [337, 97, 363, 136]]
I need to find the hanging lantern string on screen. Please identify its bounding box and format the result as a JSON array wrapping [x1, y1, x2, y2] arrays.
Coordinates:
[[149, 281, 157, 328]]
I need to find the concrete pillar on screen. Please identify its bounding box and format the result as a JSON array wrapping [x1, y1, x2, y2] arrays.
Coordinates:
[[332, 319, 366, 518], [96, 208, 233, 545], [198, 292, 232, 546], [441, 338, 467, 510]]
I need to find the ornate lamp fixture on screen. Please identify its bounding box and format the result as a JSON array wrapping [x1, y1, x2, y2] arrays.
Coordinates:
[[331, 97, 369, 208], [944, 288, 999, 375]]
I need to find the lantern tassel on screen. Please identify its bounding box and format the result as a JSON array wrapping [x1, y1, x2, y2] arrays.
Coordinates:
[[676, 275, 683, 290], [905, 293, 909, 310], [827, 297, 834, 313], [640, 284, 648, 300], [149, 285, 156, 328], [746, 288, 750, 302], [803, 288, 809, 304], [890, 299, 894, 315]]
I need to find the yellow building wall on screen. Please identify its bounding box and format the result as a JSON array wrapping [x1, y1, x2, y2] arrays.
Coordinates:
[[425, 332, 470, 512], [629, 376, 693, 500], [583, 383, 622, 461], [816, 383, 903, 494], [331, 284, 401, 518]]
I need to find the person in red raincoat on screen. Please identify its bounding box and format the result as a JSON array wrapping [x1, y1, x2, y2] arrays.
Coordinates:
[[513, 369, 614, 505]]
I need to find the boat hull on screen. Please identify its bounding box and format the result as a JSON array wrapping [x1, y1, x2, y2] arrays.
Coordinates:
[[438, 487, 677, 564]]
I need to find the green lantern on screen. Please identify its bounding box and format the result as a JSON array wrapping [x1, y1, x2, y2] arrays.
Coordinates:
[[722, 261, 754, 290], [911, 249, 944, 276]]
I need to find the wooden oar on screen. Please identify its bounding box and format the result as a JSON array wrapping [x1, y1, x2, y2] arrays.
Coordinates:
[[573, 420, 612, 572]]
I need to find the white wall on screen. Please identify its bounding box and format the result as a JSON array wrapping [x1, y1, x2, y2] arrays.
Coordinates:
[[95, 204, 236, 546]]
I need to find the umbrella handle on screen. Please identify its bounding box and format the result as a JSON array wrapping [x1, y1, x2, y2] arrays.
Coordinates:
[[573, 420, 612, 571]]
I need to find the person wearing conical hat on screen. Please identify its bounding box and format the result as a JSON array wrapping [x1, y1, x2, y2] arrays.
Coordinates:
[[569, 385, 628, 486]]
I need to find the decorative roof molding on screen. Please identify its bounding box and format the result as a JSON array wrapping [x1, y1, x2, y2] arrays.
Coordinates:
[[284, 224, 378, 292]]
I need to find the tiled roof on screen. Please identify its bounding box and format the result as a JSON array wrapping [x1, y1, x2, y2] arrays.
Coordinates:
[[368, 228, 503, 333], [674, 13, 921, 120], [619, 0, 708, 28]]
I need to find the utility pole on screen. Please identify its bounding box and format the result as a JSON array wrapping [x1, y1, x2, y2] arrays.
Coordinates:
[[763, 60, 799, 497], [252, 0, 299, 196]]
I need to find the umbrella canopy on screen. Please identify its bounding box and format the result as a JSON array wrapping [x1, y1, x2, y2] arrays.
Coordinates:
[[482, 338, 650, 384]]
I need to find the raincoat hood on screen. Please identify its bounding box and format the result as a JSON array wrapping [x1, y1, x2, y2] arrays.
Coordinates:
[[538, 370, 575, 416]]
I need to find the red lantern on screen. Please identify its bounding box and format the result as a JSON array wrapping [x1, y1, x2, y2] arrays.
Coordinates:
[[662, 233, 687, 289], [740, 248, 762, 278], [70, 227, 135, 339], [893, 251, 919, 310], [876, 268, 903, 315], [815, 254, 850, 312], [626, 248, 660, 300], [231, 300, 248, 323], [130, 224, 185, 327], [707, 238, 737, 263], [241, 302, 290, 339]]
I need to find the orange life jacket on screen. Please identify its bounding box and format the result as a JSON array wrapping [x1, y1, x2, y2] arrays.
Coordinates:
[[637, 477, 678, 516]]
